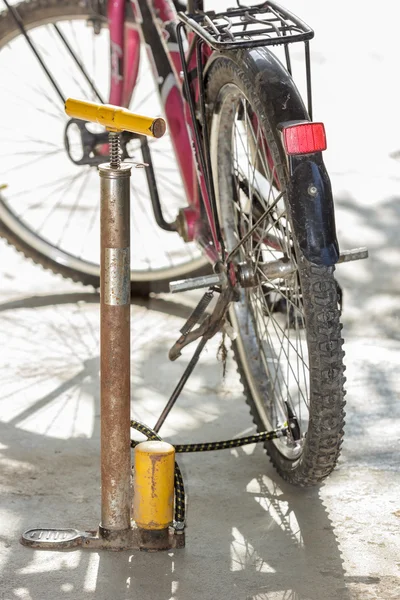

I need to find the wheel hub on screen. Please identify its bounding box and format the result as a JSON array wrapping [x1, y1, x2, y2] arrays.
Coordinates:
[[236, 261, 258, 288], [235, 258, 296, 289]]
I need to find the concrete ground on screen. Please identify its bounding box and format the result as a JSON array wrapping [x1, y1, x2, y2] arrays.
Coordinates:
[[1, 247, 400, 600], [1, 1, 400, 599]]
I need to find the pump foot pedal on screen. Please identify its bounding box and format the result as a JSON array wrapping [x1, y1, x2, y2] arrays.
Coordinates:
[[21, 525, 185, 551], [21, 528, 88, 549]]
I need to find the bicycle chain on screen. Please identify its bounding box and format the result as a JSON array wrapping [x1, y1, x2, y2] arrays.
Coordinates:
[[130, 419, 288, 528]]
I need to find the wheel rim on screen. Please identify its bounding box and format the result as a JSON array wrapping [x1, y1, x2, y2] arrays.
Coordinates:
[[211, 82, 310, 460], [0, 12, 205, 282]]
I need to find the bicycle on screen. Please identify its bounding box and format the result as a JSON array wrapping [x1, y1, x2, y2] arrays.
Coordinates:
[[0, 0, 358, 486]]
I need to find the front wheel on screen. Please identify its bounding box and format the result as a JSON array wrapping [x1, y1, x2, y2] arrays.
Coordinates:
[[207, 51, 346, 486], [0, 0, 208, 295]]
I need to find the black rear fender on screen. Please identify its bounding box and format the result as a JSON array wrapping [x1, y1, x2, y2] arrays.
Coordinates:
[[206, 47, 339, 266]]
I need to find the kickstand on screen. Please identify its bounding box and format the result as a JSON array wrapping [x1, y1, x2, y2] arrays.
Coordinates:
[[153, 336, 208, 433]]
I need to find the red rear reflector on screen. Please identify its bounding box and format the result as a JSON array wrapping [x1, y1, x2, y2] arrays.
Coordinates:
[[282, 122, 327, 155]]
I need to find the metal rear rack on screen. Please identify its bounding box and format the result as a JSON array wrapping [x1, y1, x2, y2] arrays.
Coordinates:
[[178, 1, 314, 51]]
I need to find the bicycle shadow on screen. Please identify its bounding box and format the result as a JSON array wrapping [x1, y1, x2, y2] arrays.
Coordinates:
[[0, 290, 381, 600], [0, 424, 352, 600], [0, 290, 194, 321], [334, 193, 400, 341]]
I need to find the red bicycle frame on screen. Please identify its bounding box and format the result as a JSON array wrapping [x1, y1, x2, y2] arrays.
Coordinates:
[[107, 0, 220, 259]]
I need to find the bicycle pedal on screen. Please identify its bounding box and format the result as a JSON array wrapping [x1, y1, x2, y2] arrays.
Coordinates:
[[337, 247, 368, 263]]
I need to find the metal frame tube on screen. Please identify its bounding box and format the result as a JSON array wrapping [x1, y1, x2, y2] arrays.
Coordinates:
[[99, 163, 132, 532]]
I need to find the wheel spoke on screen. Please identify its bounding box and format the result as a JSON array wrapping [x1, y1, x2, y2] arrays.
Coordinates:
[[7, 148, 65, 174], [213, 83, 313, 457], [252, 285, 309, 408], [0, 11, 204, 284], [37, 170, 88, 234], [55, 167, 91, 247]]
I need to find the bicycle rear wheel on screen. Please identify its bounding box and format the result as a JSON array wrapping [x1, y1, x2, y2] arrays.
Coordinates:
[[0, 0, 207, 294], [207, 51, 346, 485]]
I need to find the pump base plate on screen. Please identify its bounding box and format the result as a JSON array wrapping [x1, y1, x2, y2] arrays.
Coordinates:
[[21, 525, 185, 551]]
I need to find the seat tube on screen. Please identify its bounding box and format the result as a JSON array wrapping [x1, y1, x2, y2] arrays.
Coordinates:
[[108, 0, 125, 106]]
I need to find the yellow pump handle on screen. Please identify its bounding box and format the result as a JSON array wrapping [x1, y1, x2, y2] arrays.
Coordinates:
[[65, 98, 166, 138]]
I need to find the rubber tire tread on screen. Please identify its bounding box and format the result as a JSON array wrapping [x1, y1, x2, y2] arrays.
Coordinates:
[[0, 0, 210, 296], [206, 52, 346, 486]]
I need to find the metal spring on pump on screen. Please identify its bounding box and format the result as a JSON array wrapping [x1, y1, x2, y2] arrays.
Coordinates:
[[109, 131, 121, 169]]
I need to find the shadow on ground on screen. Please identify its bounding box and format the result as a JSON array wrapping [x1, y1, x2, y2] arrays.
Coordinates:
[[335, 193, 400, 341], [0, 290, 362, 600]]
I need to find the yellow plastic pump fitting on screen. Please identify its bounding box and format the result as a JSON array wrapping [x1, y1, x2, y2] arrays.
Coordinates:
[[65, 98, 166, 138], [133, 441, 175, 530]]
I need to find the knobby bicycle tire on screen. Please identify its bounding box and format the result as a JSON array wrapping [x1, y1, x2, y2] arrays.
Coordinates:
[[206, 50, 346, 485]]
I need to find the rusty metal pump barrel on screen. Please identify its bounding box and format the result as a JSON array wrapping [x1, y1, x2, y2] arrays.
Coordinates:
[[19, 100, 184, 552], [99, 161, 132, 534], [68, 99, 169, 542]]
